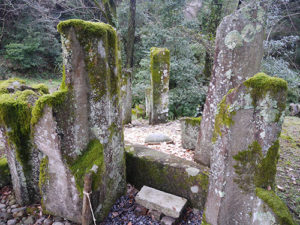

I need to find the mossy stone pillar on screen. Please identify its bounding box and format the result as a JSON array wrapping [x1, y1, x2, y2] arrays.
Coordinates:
[[0, 79, 49, 205], [120, 69, 132, 124], [203, 73, 295, 225], [32, 19, 126, 223], [145, 86, 151, 118], [149, 47, 170, 125], [195, 1, 267, 166]]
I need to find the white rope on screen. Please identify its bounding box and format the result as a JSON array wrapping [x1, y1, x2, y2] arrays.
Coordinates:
[[83, 191, 97, 225]]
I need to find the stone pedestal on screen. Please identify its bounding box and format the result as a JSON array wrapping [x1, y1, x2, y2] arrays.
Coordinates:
[[149, 47, 170, 125], [32, 19, 126, 223]]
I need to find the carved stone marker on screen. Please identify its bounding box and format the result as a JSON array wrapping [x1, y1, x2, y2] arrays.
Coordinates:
[[203, 73, 296, 225], [149, 47, 170, 125], [32, 19, 126, 223], [195, 1, 267, 166]]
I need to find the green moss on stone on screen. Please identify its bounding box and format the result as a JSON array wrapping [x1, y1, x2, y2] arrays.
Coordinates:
[[0, 78, 25, 94], [69, 139, 105, 198], [39, 156, 49, 193], [0, 156, 11, 187], [244, 73, 287, 121], [255, 140, 279, 189], [184, 117, 202, 126], [256, 188, 296, 225], [150, 47, 170, 105], [57, 19, 115, 43], [201, 212, 212, 225], [233, 141, 262, 192], [58, 19, 119, 101], [233, 140, 280, 192], [31, 89, 67, 127], [32, 84, 49, 95], [212, 89, 236, 143], [0, 92, 33, 173]]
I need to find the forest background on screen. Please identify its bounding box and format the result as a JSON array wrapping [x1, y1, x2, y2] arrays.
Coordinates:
[[0, 0, 299, 118]]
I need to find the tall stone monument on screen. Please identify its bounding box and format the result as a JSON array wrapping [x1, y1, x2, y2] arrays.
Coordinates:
[[195, 1, 267, 166], [202, 73, 295, 225], [149, 47, 170, 125], [32, 19, 126, 223]]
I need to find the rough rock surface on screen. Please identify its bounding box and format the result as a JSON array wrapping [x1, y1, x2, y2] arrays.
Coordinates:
[[32, 19, 126, 223], [195, 1, 267, 166], [135, 186, 187, 218], [125, 144, 209, 210], [203, 73, 296, 225], [149, 47, 170, 125], [180, 117, 201, 150]]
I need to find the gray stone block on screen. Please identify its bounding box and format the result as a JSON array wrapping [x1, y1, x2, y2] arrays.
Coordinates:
[[126, 144, 209, 210], [135, 186, 187, 218], [180, 117, 201, 150]]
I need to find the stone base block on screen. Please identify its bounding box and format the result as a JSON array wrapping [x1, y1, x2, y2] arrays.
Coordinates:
[[135, 186, 187, 218], [125, 144, 209, 210]]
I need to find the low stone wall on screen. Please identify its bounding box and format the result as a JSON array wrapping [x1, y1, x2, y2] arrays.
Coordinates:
[[180, 117, 202, 150], [125, 144, 209, 210]]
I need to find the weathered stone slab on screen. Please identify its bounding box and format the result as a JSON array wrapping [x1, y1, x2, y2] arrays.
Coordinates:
[[145, 133, 172, 144], [180, 117, 201, 150], [125, 144, 209, 210], [203, 73, 296, 225], [32, 19, 126, 223], [135, 186, 187, 218], [149, 47, 170, 125], [195, 1, 267, 166]]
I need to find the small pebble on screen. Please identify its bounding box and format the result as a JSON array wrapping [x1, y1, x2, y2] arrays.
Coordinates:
[[7, 219, 17, 225]]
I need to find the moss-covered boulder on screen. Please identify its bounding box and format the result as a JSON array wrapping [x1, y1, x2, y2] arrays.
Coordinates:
[[125, 144, 209, 210], [203, 73, 296, 225], [195, 1, 267, 166], [0, 78, 49, 205], [180, 117, 202, 150], [32, 19, 126, 223], [0, 156, 11, 188], [149, 47, 170, 125]]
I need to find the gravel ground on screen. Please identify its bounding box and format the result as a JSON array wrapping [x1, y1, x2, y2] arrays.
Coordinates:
[[101, 184, 202, 225], [0, 184, 203, 225], [124, 119, 195, 161]]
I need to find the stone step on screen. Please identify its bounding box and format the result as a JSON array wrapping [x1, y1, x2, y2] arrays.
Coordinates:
[[135, 186, 187, 218]]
